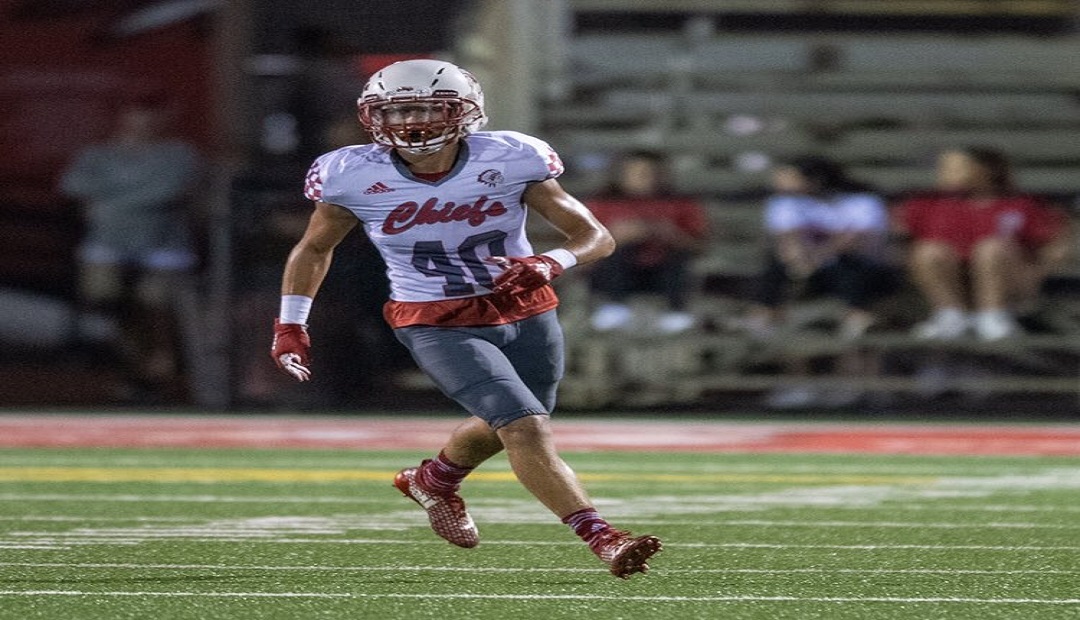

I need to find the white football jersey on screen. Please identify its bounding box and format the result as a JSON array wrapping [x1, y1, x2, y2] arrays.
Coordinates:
[[304, 131, 564, 302]]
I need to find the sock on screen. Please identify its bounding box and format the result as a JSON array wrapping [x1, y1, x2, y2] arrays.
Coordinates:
[[415, 450, 473, 495], [562, 507, 613, 550]]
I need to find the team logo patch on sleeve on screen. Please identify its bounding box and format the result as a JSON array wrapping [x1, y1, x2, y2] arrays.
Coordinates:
[[477, 169, 504, 188]]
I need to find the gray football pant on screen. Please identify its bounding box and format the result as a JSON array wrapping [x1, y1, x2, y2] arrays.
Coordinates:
[[393, 310, 564, 429]]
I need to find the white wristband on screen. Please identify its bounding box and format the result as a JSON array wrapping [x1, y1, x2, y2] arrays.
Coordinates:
[[280, 295, 313, 325], [541, 248, 578, 270]]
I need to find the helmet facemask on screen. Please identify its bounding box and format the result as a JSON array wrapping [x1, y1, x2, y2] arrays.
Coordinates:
[[357, 59, 487, 155], [361, 100, 480, 155]]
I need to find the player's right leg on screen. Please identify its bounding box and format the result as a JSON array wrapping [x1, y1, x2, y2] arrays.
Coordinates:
[[391, 324, 525, 548], [442, 415, 505, 466], [393, 416, 502, 548], [393, 459, 480, 548]]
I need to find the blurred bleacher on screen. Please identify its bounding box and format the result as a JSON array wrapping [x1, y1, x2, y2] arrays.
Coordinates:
[[540, 0, 1080, 411]]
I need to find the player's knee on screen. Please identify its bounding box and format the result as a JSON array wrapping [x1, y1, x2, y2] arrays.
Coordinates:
[[495, 413, 552, 444]]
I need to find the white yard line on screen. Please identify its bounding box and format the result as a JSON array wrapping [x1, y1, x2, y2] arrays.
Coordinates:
[[10, 538, 1078, 550], [3, 493, 1080, 514], [5, 537, 1080, 551], [0, 590, 1077, 605], [1, 515, 1077, 529], [697, 519, 1080, 529], [0, 493, 387, 504], [0, 516, 204, 522], [1, 562, 1078, 576]]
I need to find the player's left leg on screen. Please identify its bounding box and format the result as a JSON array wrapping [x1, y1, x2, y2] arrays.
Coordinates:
[[496, 414, 662, 578], [392, 415, 503, 547]]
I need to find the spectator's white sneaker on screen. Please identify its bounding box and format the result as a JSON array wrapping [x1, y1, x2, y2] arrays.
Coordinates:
[[763, 384, 819, 409], [839, 313, 875, 340], [655, 311, 695, 334], [590, 303, 634, 331], [972, 310, 1021, 341], [912, 308, 969, 340], [817, 387, 864, 408]]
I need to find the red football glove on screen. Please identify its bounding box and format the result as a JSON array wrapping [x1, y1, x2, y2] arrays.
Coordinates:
[[271, 319, 311, 382], [487, 255, 565, 297]]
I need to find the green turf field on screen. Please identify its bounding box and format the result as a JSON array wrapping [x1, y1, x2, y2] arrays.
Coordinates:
[[0, 447, 1077, 619]]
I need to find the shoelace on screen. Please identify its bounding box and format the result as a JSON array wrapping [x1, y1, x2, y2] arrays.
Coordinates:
[[590, 528, 630, 559]]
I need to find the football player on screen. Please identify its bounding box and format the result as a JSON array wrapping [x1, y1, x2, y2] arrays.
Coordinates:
[[271, 59, 662, 578]]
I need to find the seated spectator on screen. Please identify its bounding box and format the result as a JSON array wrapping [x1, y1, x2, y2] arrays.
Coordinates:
[[585, 151, 710, 333], [734, 156, 900, 409], [740, 156, 900, 340], [58, 101, 204, 403], [894, 147, 1074, 341]]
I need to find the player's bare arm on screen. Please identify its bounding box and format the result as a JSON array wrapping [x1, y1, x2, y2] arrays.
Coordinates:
[[523, 178, 615, 265], [281, 201, 359, 297], [487, 179, 616, 297], [271, 201, 357, 382]]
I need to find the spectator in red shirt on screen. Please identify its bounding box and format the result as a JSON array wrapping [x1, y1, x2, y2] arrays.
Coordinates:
[[585, 151, 710, 333], [895, 147, 1073, 341]]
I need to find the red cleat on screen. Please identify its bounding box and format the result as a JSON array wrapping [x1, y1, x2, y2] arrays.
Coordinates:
[[592, 530, 663, 579], [393, 466, 479, 548]]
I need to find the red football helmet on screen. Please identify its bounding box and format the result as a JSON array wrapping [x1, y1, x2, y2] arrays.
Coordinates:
[[357, 59, 487, 154]]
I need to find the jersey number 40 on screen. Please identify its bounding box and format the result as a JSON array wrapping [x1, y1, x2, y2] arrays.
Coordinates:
[[412, 230, 508, 296]]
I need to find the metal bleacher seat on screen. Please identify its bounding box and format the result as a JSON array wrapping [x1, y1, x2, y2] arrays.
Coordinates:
[[678, 91, 1080, 127], [557, 88, 1080, 135], [570, 33, 812, 89], [546, 126, 818, 161], [688, 36, 810, 73], [569, 33, 688, 88], [672, 167, 770, 195], [568, 0, 1076, 18], [828, 129, 1080, 165], [849, 165, 1080, 196], [836, 35, 1080, 83], [670, 163, 1080, 197]]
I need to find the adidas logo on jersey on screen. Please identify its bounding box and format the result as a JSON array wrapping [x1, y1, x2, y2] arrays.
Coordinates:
[[363, 182, 394, 195]]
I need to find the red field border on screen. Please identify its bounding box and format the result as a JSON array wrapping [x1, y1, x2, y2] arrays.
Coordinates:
[[0, 414, 1078, 456]]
